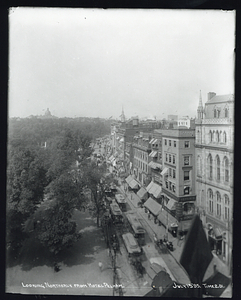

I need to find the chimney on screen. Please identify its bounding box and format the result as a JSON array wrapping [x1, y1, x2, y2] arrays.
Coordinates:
[[207, 92, 216, 100]]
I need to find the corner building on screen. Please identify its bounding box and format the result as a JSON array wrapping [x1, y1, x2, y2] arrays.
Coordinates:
[[195, 92, 234, 269], [161, 129, 196, 233]]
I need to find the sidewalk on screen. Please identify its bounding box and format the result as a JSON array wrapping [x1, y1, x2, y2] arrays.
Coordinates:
[[117, 180, 232, 297], [117, 183, 190, 285]]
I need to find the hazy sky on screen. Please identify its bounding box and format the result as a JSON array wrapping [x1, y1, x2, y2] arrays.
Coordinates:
[[9, 8, 235, 119]]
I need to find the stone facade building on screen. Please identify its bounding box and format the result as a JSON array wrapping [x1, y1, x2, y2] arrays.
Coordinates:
[[195, 91, 234, 269]]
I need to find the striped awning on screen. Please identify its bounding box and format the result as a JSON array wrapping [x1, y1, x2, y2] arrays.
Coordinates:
[[149, 151, 158, 158], [144, 198, 162, 216], [161, 167, 168, 176]]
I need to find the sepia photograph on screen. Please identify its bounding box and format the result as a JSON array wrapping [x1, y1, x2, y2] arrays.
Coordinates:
[[6, 7, 235, 297]]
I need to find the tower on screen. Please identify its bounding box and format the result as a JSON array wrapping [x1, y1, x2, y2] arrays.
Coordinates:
[[120, 106, 126, 123], [197, 90, 204, 120]]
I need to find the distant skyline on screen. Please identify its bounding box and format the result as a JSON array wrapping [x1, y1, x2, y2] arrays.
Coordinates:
[[9, 8, 235, 120]]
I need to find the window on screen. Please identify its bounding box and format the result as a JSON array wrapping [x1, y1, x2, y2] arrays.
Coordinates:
[[210, 130, 212, 143], [184, 156, 190, 166], [172, 184, 176, 193], [166, 153, 168, 162], [225, 108, 229, 118], [216, 155, 220, 181], [216, 192, 221, 217], [223, 131, 227, 144], [184, 170, 189, 181], [169, 168, 172, 177], [173, 155, 176, 164], [169, 181, 172, 190], [207, 154, 213, 180], [224, 195, 230, 220], [214, 109, 217, 118], [165, 181, 168, 189], [184, 141, 190, 148], [224, 157, 229, 182], [173, 169, 176, 179], [216, 131, 219, 142], [174, 141, 176, 147], [165, 139, 167, 145], [208, 189, 213, 213], [184, 186, 190, 195], [169, 155, 171, 163], [169, 140, 171, 146], [197, 155, 202, 177]]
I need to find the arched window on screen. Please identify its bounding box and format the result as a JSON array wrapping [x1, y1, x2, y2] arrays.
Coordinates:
[[216, 192, 221, 217], [197, 155, 202, 176], [207, 154, 213, 180], [223, 131, 227, 144], [224, 157, 229, 183], [214, 109, 217, 118], [224, 195, 230, 220], [216, 130, 219, 142], [225, 108, 229, 118], [208, 189, 213, 213], [209, 130, 212, 143], [216, 155, 220, 181]]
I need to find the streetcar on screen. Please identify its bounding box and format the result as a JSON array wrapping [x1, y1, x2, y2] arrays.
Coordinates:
[[115, 193, 127, 212], [122, 232, 142, 257], [125, 212, 146, 246], [109, 202, 123, 225]]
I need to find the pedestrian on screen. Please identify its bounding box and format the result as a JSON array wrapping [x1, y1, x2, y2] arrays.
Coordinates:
[[148, 212, 150, 220], [98, 261, 103, 272]]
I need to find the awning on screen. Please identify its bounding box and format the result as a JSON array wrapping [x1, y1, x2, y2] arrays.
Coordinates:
[[137, 187, 148, 200], [161, 167, 168, 176], [146, 181, 155, 192], [165, 198, 177, 211], [152, 139, 158, 144], [149, 138, 155, 144], [152, 183, 162, 199], [157, 209, 178, 227], [147, 181, 162, 198], [125, 175, 133, 184], [119, 137, 124, 142], [144, 198, 162, 216], [149, 151, 158, 158], [149, 161, 162, 170], [213, 227, 223, 239], [129, 179, 139, 189]]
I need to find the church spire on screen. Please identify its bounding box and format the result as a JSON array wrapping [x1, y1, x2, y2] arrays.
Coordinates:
[[197, 90, 204, 119], [120, 105, 125, 123]]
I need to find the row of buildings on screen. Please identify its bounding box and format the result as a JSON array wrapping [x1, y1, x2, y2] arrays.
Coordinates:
[[107, 91, 233, 270]]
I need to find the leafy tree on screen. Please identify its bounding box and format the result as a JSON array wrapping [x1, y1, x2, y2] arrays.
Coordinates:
[[35, 173, 85, 255], [82, 161, 110, 227]]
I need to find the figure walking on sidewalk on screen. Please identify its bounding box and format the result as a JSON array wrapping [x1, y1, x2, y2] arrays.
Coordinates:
[[98, 261, 103, 272]]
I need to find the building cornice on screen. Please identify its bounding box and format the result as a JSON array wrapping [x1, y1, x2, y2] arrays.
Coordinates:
[[195, 144, 233, 153], [196, 178, 232, 193]]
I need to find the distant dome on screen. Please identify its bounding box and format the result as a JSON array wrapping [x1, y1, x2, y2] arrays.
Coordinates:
[[45, 108, 52, 116]]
